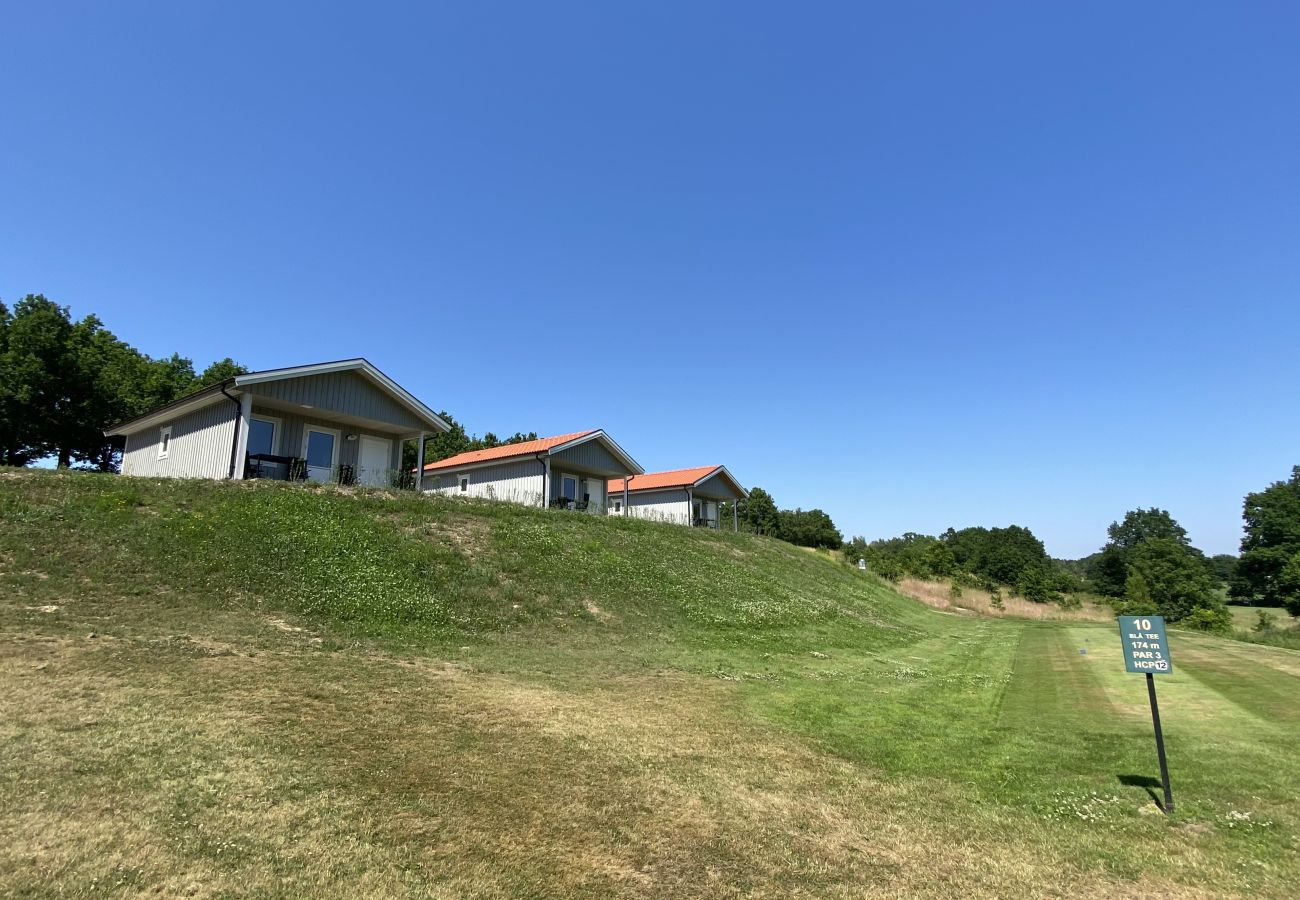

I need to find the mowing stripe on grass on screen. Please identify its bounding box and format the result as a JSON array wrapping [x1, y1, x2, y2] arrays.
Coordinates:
[[997, 625, 1116, 731], [1173, 644, 1300, 725]]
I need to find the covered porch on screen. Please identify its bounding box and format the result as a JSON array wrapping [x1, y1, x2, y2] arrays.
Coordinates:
[[238, 396, 430, 488], [547, 439, 637, 515]]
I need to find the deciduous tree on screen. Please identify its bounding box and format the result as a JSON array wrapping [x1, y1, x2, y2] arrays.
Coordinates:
[[1233, 466, 1300, 613]]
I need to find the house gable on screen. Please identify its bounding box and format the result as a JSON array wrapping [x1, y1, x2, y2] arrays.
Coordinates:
[[245, 369, 427, 432], [550, 437, 631, 476]]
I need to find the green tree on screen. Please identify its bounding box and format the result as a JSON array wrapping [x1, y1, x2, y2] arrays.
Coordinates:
[[1232, 466, 1300, 614], [0, 295, 247, 471], [1208, 554, 1238, 584], [1108, 508, 1191, 550], [1119, 569, 1159, 616], [197, 357, 249, 386], [943, 524, 1052, 588], [1089, 508, 1200, 597], [740, 486, 780, 536], [404, 410, 536, 471], [776, 507, 843, 549], [1127, 537, 1223, 623]]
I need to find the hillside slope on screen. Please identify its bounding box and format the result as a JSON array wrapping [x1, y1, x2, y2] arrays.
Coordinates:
[[3, 471, 1299, 898]]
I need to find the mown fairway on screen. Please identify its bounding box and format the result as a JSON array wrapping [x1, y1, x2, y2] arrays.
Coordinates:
[[2, 472, 1298, 898]]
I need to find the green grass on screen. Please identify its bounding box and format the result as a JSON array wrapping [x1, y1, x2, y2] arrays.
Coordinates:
[[1228, 604, 1297, 631], [3, 470, 1300, 897]]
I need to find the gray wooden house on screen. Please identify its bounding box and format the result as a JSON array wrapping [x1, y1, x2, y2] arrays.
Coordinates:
[[106, 358, 449, 486], [607, 465, 746, 529], [421, 429, 643, 513]]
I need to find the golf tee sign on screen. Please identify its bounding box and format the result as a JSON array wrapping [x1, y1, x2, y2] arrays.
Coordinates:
[[1117, 615, 1175, 814], [1118, 616, 1173, 674]]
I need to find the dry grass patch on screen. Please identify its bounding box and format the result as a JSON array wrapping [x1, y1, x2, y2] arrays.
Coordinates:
[[898, 577, 1112, 622], [0, 626, 1236, 899]]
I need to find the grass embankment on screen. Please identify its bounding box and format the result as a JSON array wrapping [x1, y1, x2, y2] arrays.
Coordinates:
[[3, 471, 1299, 898]]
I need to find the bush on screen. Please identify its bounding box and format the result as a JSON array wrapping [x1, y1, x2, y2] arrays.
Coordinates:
[[1180, 606, 1233, 633], [1015, 567, 1061, 604]]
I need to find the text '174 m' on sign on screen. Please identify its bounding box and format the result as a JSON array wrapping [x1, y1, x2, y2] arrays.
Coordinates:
[[1118, 615, 1173, 674]]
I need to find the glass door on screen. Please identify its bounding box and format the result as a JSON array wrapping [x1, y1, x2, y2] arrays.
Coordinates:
[[302, 428, 338, 483]]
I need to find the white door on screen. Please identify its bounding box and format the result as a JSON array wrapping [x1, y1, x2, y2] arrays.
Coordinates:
[[357, 436, 392, 487], [581, 476, 605, 514], [301, 428, 339, 483]]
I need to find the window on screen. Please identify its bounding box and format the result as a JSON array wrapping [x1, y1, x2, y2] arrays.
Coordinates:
[[614, 500, 622, 512], [560, 475, 578, 500], [157, 426, 172, 460], [459, 475, 469, 493], [247, 416, 278, 457]]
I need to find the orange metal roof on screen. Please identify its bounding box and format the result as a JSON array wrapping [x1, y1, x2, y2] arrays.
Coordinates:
[[608, 465, 723, 494], [422, 430, 598, 472]]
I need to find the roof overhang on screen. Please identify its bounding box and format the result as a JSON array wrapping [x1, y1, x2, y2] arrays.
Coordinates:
[[615, 465, 747, 499], [104, 358, 450, 437], [104, 383, 231, 437], [423, 429, 644, 476], [547, 429, 644, 476], [234, 359, 450, 433], [692, 465, 747, 499]]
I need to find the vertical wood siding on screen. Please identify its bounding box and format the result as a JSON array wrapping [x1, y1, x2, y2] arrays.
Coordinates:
[[691, 471, 745, 501], [252, 406, 410, 478], [618, 488, 691, 525], [121, 400, 237, 479], [550, 439, 630, 475], [547, 470, 608, 513], [247, 370, 426, 431], [425, 460, 545, 506]]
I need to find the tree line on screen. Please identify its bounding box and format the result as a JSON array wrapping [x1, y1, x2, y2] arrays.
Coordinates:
[[0, 295, 245, 471], [842, 525, 1073, 603], [401, 412, 538, 470], [721, 487, 844, 550], [7, 297, 1297, 622], [840, 464, 1300, 632]]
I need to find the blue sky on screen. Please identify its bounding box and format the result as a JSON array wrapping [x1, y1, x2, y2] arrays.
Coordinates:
[[3, 2, 1297, 558]]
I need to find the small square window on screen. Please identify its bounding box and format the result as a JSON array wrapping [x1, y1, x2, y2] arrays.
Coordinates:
[[614, 501, 622, 512], [158, 426, 173, 460], [459, 475, 469, 493]]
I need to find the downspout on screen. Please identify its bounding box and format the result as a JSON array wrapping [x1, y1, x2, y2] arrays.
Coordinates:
[[686, 487, 694, 527], [623, 475, 631, 517], [536, 453, 550, 508], [219, 381, 241, 479]]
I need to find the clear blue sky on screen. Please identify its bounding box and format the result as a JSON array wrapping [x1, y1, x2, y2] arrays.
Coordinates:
[[3, 2, 1298, 558]]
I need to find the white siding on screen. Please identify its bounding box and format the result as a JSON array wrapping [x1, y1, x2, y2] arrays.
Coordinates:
[[425, 460, 544, 506], [121, 399, 237, 479], [618, 488, 691, 525]]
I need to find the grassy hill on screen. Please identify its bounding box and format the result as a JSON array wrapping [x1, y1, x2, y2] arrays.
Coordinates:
[[3, 471, 1299, 898]]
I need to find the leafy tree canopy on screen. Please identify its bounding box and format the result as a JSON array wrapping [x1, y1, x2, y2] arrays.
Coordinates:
[[408, 410, 537, 469], [1232, 466, 1300, 613], [0, 294, 246, 471], [738, 486, 780, 537], [1107, 508, 1190, 551]]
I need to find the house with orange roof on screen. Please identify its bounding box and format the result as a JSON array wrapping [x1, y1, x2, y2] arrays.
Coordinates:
[[421, 429, 643, 514], [607, 465, 746, 530]]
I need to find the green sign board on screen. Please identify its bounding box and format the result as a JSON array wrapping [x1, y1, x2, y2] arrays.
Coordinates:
[[1118, 615, 1173, 674]]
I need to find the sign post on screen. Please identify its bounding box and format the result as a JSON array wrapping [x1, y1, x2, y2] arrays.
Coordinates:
[[1117, 615, 1174, 814]]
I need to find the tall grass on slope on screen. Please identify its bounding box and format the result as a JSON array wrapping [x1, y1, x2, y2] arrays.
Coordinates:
[[896, 577, 1112, 622]]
